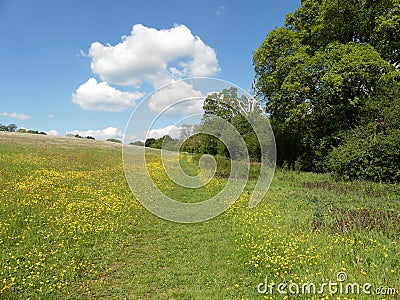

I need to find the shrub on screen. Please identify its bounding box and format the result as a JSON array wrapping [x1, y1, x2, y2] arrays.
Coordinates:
[[130, 141, 144, 146], [328, 126, 400, 183], [106, 138, 122, 143]]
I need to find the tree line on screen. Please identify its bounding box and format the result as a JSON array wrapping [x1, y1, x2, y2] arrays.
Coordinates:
[[0, 123, 47, 135], [253, 0, 400, 182]]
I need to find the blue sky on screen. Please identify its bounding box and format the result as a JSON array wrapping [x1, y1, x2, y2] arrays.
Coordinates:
[[0, 0, 300, 141]]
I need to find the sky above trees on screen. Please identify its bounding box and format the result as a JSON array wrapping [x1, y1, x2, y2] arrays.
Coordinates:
[[0, 0, 299, 140]]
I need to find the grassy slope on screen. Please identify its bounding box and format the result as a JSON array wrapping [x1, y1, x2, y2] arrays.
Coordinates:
[[0, 132, 399, 299]]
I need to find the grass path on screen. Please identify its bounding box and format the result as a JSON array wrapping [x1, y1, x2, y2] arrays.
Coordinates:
[[92, 211, 256, 299]]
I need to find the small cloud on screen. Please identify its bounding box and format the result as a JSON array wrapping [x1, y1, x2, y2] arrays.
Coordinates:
[[215, 5, 226, 16], [72, 78, 143, 112], [0, 112, 30, 121], [79, 49, 89, 57], [46, 129, 58, 136], [48, 114, 55, 119], [66, 126, 123, 141]]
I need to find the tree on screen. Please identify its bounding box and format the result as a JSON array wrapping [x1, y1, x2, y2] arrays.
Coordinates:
[[203, 87, 238, 122], [161, 135, 178, 151], [285, 0, 400, 68], [254, 0, 398, 171], [6, 124, 17, 132], [183, 87, 266, 161], [106, 138, 121, 143], [130, 141, 144, 146], [145, 138, 157, 148], [0, 123, 18, 132], [203, 87, 263, 122], [328, 70, 400, 182], [231, 114, 261, 161]]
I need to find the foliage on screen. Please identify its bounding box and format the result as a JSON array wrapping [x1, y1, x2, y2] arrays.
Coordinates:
[[129, 140, 144, 146], [0, 123, 47, 135], [203, 87, 239, 122], [328, 127, 400, 182], [180, 88, 264, 162], [328, 70, 400, 182], [106, 139, 121, 144], [180, 132, 226, 156], [66, 134, 96, 140], [27, 130, 47, 135], [0, 123, 17, 132], [145, 135, 178, 150], [285, 0, 400, 68], [254, 0, 400, 181], [105, 138, 122, 143]]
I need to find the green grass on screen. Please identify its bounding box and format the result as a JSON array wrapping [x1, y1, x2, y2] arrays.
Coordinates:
[[0, 132, 399, 299]]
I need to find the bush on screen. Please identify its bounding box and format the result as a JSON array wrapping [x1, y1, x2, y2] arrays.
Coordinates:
[[106, 138, 121, 143], [27, 130, 46, 135], [328, 127, 400, 183]]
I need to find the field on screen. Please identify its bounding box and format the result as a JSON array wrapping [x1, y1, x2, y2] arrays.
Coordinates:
[[0, 132, 399, 299]]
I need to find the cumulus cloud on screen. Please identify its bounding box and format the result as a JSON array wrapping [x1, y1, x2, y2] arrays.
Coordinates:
[[73, 24, 219, 114], [66, 127, 123, 141], [46, 130, 59, 136], [147, 125, 182, 139], [72, 78, 143, 112], [88, 24, 220, 87], [148, 80, 205, 114], [0, 112, 30, 121]]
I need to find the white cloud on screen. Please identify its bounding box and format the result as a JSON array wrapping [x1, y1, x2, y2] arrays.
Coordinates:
[[48, 114, 55, 119], [0, 112, 30, 121], [88, 24, 220, 87], [72, 78, 143, 112], [147, 125, 182, 140], [148, 80, 205, 114], [215, 5, 226, 16], [66, 127, 123, 141], [46, 129, 58, 136]]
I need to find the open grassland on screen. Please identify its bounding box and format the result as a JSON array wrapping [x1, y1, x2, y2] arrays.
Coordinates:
[[0, 132, 399, 299]]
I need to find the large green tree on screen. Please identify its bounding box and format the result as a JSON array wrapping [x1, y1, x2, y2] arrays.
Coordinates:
[[285, 0, 400, 68], [254, 0, 399, 172]]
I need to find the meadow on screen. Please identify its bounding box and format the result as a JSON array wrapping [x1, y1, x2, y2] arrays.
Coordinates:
[[0, 132, 399, 299]]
